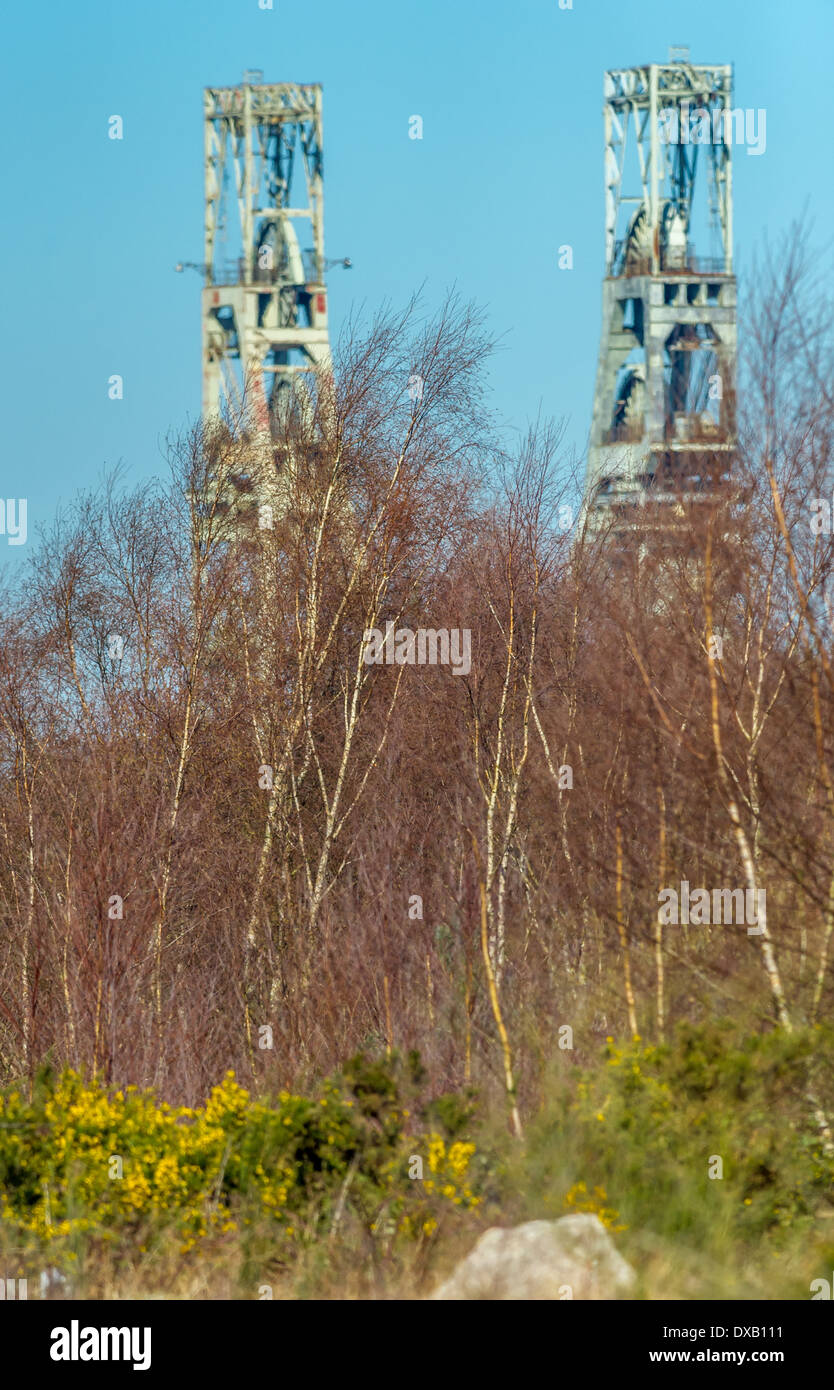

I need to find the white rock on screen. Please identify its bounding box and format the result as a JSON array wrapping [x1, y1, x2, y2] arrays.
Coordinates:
[[430, 1214, 636, 1300]]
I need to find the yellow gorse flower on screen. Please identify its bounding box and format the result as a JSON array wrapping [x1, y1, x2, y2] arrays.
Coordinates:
[[0, 1071, 484, 1256], [563, 1180, 627, 1232]]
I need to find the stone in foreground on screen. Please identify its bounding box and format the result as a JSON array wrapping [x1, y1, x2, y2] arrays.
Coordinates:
[[430, 1214, 636, 1300]]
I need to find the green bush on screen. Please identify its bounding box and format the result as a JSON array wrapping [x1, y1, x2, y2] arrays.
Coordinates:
[[513, 1021, 834, 1295], [0, 1054, 484, 1280]]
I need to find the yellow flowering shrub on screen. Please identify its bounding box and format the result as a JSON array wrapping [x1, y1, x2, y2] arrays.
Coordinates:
[[562, 1180, 627, 1232], [0, 1059, 485, 1263], [396, 1134, 481, 1238]]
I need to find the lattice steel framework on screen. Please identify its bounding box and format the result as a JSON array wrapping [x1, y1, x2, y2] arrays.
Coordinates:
[[583, 51, 738, 538], [201, 79, 331, 433]]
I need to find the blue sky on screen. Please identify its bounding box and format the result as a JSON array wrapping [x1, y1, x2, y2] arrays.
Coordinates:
[[1, 0, 831, 564]]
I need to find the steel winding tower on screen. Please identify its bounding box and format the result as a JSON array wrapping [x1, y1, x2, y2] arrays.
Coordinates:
[[201, 75, 331, 435], [583, 50, 737, 537]]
